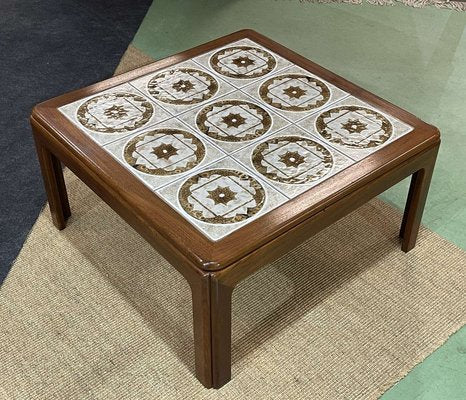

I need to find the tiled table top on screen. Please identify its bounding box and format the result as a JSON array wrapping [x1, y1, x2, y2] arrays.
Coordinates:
[[59, 38, 413, 241]]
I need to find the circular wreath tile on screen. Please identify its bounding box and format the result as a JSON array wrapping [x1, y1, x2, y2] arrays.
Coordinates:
[[259, 74, 330, 112], [196, 99, 272, 142], [179, 169, 265, 224], [147, 68, 218, 105], [77, 92, 153, 133], [315, 106, 393, 148], [252, 135, 333, 184], [210, 46, 276, 79], [124, 129, 205, 176]]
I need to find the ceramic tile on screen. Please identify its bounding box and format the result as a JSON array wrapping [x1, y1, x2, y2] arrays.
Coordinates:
[[297, 96, 414, 161], [156, 157, 288, 241], [129, 60, 236, 117], [193, 38, 292, 89], [232, 125, 353, 199], [59, 37, 414, 241], [103, 118, 226, 190], [177, 89, 290, 155], [59, 83, 171, 145], [241, 64, 349, 123]]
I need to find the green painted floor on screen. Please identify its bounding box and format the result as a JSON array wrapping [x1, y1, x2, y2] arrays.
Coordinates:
[[132, 1, 466, 398]]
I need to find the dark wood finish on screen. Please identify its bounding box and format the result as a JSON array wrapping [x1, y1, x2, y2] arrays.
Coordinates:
[[30, 29, 441, 272], [209, 277, 233, 388], [30, 29, 440, 388], [31, 122, 206, 285], [34, 136, 70, 230], [399, 149, 438, 252], [214, 146, 439, 289], [190, 276, 213, 388], [190, 275, 233, 389]]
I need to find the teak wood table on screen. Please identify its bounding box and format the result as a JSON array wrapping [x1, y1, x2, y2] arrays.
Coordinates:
[[31, 30, 440, 389]]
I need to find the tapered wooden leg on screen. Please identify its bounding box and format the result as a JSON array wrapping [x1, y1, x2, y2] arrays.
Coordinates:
[[34, 138, 71, 230], [399, 148, 438, 252], [191, 275, 233, 389]]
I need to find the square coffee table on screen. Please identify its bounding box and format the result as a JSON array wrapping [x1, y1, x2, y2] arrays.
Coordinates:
[[30, 30, 440, 388]]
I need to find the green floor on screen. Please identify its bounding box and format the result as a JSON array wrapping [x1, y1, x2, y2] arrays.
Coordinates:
[[132, 2, 466, 397]]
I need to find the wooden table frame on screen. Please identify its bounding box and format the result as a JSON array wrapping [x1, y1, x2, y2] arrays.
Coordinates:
[[30, 30, 440, 389]]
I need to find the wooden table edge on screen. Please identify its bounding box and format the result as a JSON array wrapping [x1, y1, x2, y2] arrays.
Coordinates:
[[212, 142, 440, 286], [30, 114, 210, 284], [30, 28, 441, 275]]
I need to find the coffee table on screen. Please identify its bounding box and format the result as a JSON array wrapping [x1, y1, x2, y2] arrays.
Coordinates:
[[30, 29, 440, 389]]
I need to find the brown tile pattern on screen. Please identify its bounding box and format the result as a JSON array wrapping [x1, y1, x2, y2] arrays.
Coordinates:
[[59, 39, 413, 241]]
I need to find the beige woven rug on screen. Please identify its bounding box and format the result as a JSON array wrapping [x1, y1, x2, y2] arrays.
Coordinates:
[[1, 46, 465, 400]]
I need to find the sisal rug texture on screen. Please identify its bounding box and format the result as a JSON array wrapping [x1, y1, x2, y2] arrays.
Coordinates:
[[0, 45, 465, 400], [113, 45, 155, 77]]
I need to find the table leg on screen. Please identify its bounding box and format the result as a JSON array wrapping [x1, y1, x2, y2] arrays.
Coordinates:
[[34, 138, 71, 230], [399, 148, 438, 252], [191, 275, 233, 389]]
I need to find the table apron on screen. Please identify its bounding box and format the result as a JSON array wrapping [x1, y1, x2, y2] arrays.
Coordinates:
[[213, 144, 439, 287], [31, 116, 207, 285]]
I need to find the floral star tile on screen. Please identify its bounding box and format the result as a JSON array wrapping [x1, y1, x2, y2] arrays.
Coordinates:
[[297, 96, 414, 161], [241, 64, 349, 123], [129, 60, 236, 117], [177, 89, 290, 155], [59, 83, 171, 146], [193, 38, 292, 89], [156, 156, 288, 241], [103, 117, 225, 190], [232, 125, 354, 199]]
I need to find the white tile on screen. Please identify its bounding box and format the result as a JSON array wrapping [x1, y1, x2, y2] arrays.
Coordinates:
[[156, 157, 288, 241], [103, 118, 226, 190], [297, 96, 413, 161], [59, 37, 414, 241], [232, 125, 354, 199], [129, 60, 236, 116], [59, 83, 171, 145], [193, 38, 292, 88], [177, 89, 290, 155], [241, 64, 349, 123]]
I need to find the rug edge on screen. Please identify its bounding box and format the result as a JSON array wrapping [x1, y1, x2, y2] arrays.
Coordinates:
[[300, 0, 466, 11], [373, 323, 466, 399], [113, 44, 156, 76]]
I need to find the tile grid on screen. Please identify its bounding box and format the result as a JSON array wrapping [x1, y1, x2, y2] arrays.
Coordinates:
[[167, 57, 354, 200], [96, 59, 239, 197], [100, 42, 349, 165], [60, 38, 413, 241], [226, 130, 354, 200], [192, 53, 353, 126], [230, 126, 354, 199]]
